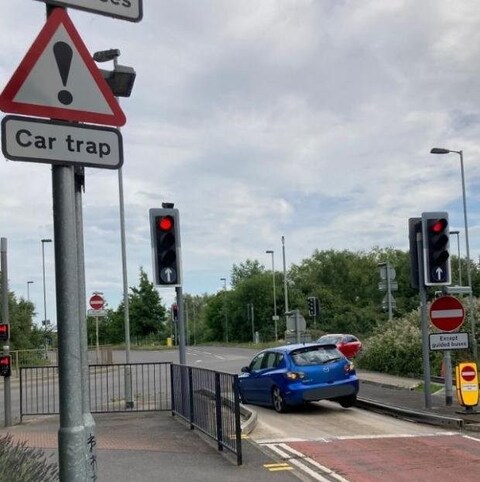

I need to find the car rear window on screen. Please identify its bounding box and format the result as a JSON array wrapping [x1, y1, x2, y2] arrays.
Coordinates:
[[319, 335, 342, 344], [290, 346, 341, 366]]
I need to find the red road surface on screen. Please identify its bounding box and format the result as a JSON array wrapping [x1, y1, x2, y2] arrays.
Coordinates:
[[287, 434, 480, 481]]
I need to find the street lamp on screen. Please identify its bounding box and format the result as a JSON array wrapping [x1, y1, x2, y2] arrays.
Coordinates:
[[450, 230, 462, 285], [41, 239, 52, 327], [220, 278, 228, 343], [27, 281, 34, 302], [266, 250, 278, 341], [282, 236, 289, 314], [430, 147, 477, 362]]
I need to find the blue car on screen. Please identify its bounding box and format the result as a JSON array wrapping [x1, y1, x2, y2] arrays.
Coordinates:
[[238, 343, 359, 413]]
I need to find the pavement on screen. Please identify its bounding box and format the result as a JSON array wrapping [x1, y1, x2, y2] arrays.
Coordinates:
[[1, 369, 480, 481]]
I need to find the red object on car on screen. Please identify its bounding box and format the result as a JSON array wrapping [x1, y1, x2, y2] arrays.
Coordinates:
[[317, 334, 362, 359]]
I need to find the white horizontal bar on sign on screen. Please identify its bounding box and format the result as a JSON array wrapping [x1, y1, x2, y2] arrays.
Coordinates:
[[431, 309, 464, 319]]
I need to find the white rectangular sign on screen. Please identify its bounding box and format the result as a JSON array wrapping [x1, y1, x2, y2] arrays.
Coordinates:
[[87, 309, 106, 317], [1, 115, 123, 169], [429, 332, 469, 351], [34, 0, 143, 22]]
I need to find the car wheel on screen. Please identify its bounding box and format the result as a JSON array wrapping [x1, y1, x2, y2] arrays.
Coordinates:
[[338, 394, 357, 408], [271, 386, 287, 413]]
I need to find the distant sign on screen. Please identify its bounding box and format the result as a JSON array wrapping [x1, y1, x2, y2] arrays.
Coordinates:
[[2, 115, 123, 169], [34, 0, 143, 23], [429, 332, 469, 351], [89, 294, 105, 310]]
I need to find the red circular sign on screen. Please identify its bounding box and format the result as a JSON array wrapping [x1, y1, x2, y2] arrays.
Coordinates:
[[429, 295, 465, 332], [89, 294, 105, 310], [461, 365, 476, 382]]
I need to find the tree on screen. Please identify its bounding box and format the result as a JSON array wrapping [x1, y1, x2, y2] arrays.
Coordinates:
[[231, 259, 265, 287], [128, 268, 167, 341]]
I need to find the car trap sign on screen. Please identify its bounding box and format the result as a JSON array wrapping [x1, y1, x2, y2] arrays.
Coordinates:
[[1, 115, 123, 169]]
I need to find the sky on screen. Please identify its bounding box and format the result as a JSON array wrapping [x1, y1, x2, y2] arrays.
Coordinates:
[[1, 0, 480, 327]]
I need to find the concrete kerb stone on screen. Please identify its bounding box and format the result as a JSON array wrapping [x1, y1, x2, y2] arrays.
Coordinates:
[[240, 405, 257, 435], [357, 397, 464, 429]]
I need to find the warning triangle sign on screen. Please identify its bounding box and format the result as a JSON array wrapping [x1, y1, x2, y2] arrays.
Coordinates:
[[0, 8, 126, 126]]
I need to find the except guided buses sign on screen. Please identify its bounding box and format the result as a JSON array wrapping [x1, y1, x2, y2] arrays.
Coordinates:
[[455, 362, 479, 408]]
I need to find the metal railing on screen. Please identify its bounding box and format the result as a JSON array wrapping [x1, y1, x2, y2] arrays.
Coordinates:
[[171, 364, 242, 465], [20, 362, 171, 420]]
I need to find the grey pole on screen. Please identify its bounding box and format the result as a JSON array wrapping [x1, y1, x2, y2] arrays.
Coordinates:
[[431, 148, 477, 362], [176, 286, 186, 365], [266, 250, 278, 341], [457, 151, 477, 363], [282, 236, 289, 313], [27, 280, 33, 302], [53, 165, 87, 481], [450, 230, 462, 285], [417, 231, 432, 409], [74, 169, 97, 478], [1, 237, 12, 427], [41, 238, 52, 358], [221, 278, 228, 343]]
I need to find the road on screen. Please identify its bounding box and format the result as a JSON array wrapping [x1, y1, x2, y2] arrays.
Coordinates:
[[130, 346, 480, 481], [3, 346, 480, 481]]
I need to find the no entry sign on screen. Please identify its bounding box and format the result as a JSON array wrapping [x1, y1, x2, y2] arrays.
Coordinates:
[[89, 294, 105, 311], [429, 295, 465, 332]]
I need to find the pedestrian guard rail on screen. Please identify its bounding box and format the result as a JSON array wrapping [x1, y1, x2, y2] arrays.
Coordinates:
[[170, 364, 242, 465], [20, 362, 171, 419], [18, 361, 243, 464]]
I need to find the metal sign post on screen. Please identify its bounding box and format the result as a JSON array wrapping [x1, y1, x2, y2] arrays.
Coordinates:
[[1, 238, 12, 427]]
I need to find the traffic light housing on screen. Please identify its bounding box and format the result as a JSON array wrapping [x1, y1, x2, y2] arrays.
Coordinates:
[[422, 212, 451, 286], [149, 208, 182, 286], [171, 303, 178, 321], [308, 297, 318, 316], [0, 323, 8, 342], [0, 355, 11, 377]]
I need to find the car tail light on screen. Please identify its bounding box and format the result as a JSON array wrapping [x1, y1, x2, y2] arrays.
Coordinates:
[[284, 371, 305, 380], [344, 362, 355, 373]]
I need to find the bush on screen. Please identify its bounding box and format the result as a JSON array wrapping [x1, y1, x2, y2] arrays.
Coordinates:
[[0, 434, 58, 482], [357, 310, 442, 377]]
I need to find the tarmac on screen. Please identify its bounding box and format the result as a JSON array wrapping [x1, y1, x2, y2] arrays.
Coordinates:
[[1, 369, 480, 481]]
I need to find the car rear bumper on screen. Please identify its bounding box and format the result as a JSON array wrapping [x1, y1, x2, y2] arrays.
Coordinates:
[[284, 378, 359, 405]]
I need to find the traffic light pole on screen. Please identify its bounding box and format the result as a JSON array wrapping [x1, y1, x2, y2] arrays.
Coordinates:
[[1, 237, 12, 427], [417, 231, 432, 409]]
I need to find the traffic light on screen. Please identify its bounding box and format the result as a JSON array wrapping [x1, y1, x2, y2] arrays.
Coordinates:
[[171, 303, 178, 321], [0, 355, 11, 377], [0, 323, 8, 342], [149, 208, 182, 286], [422, 212, 451, 286], [308, 297, 318, 316]]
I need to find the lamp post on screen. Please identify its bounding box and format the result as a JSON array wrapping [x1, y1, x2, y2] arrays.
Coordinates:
[[220, 278, 228, 343], [266, 250, 278, 341], [41, 239, 52, 327], [41, 239, 52, 359], [450, 230, 462, 285], [282, 236, 289, 314], [27, 281, 34, 302], [430, 147, 477, 362]]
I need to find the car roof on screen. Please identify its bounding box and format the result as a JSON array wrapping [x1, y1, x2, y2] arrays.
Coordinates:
[[263, 343, 337, 354]]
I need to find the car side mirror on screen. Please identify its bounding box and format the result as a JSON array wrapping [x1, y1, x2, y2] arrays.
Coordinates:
[[241, 366, 250, 373]]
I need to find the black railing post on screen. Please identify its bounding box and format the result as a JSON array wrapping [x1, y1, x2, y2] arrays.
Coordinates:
[[233, 375, 242, 465], [215, 372, 223, 451], [188, 367, 194, 429], [170, 363, 176, 416]]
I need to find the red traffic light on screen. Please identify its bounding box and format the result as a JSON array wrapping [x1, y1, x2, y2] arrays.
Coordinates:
[[0, 323, 8, 341], [0, 355, 11, 377], [430, 218, 448, 233], [158, 216, 174, 231]]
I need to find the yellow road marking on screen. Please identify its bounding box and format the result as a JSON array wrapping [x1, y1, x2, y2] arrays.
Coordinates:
[[264, 463, 294, 472]]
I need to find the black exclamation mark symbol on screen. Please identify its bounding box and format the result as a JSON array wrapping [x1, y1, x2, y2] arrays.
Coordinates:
[[53, 41, 73, 105]]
